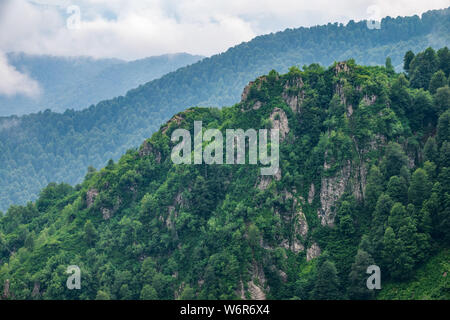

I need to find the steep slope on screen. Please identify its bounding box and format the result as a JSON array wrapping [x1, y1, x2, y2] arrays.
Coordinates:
[[0, 8, 449, 212], [0, 50, 448, 300], [0, 52, 204, 116]]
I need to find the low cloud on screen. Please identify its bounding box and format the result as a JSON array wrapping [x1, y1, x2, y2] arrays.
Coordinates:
[[0, 51, 41, 97], [0, 0, 448, 60]]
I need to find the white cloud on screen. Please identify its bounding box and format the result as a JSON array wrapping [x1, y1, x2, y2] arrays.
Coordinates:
[[0, 0, 448, 60], [0, 51, 40, 97]]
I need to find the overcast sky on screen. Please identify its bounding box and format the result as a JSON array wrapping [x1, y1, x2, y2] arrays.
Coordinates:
[[0, 0, 448, 97]]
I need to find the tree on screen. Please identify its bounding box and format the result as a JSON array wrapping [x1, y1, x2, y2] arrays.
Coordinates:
[[179, 285, 196, 300], [382, 142, 408, 178], [348, 249, 375, 299], [141, 257, 157, 283], [409, 47, 439, 89], [386, 176, 408, 204], [437, 47, 450, 77], [433, 86, 450, 116], [408, 168, 432, 206], [429, 70, 447, 94], [119, 284, 133, 300], [437, 110, 450, 145], [385, 57, 394, 74], [140, 285, 158, 300], [365, 165, 384, 212], [95, 290, 111, 300], [423, 136, 438, 163], [403, 50, 415, 74], [311, 260, 341, 300], [84, 220, 97, 246], [388, 203, 407, 233]]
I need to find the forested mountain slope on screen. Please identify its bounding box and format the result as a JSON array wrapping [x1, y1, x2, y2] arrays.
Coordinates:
[[0, 52, 203, 116], [0, 48, 449, 300], [0, 8, 449, 212]]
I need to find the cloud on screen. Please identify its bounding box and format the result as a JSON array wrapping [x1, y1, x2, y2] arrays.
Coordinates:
[[0, 0, 448, 60], [0, 51, 41, 97]]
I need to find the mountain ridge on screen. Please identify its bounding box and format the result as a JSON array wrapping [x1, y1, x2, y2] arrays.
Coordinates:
[[0, 47, 449, 299], [0, 7, 449, 212]]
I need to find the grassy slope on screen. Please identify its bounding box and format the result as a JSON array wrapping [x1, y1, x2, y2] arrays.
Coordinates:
[[378, 248, 450, 300]]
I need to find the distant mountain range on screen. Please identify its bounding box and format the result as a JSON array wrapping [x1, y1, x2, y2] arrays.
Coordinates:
[[0, 53, 204, 116], [0, 7, 449, 212]]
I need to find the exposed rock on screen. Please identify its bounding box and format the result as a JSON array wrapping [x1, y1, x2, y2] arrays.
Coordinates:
[[252, 101, 263, 110], [352, 162, 368, 201], [241, 82, 254, 102], [86, 189, 99, 208], [277, 191, 307, 253], [270, 108, 289, 141], [347, 104, 353, 117], [294, 209, 308, 239], [291, 240, 305, 253], [317, 160, 352, 226], [306, 243, 321, 261], [363, 94, 377, 106], [101, 208, 112, 220], [335, 61, 350, 74], [248, 281, 266, 300], [308, 183, 315, 204], [139, 140, 161, 163], [160, 110, 193, 135], [282, 77, 304, 113], [279, 270, 288, 282], [2, 279, 10, 299], [256, 168, 281, 190], [31, 282, 40, 298], [241, 76, 267, 102], [280, 239, 290, 251], [239, 280, 246, 300], [165, 192, 185, 231], [247, 263, 267, 300]]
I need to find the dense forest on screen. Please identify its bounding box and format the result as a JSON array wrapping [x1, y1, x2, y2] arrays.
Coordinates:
[[0, 46, 448, 300], [0, 8, 449, 213], [0, 52, 203, 116]]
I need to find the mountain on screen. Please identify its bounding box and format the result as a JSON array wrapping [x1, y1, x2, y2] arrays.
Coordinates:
[[0, 8, 449, 212], [0, 47, 449, 300], [0, 52, 204, 116]]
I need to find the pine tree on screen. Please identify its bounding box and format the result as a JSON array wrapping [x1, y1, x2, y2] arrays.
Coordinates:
[[311, 260, 341, 300], [429, 70, 447, 93], [408, 168, 432, 206], [348, 249, 375, 300]]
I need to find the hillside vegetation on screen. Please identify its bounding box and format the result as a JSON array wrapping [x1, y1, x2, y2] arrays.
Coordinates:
[[0, 52, 204, 117], [0, 46, 449, 300], [0, 8, 449, 212]]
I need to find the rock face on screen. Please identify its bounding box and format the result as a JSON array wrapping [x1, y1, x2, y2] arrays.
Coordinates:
[[247, 263, 267, 300], [101, 208, 112, 220], [3, 279, 10, 299], [86, 189, 98, 208], [363, 94, 377, 106], [241, 76, 267, 102], [308, 183, 315, 204], [335, 61, 350, 74], [281, 191, 308, 253], [31, 282, 40, 298], [317, 160, 352, 226], [307, 243, 321, 261], [257, 168, 281, 190], [294, 209, 309, 239], [282, 76, 304, 113], [270, 108, 289, 141], [139, 140, 161, 163]]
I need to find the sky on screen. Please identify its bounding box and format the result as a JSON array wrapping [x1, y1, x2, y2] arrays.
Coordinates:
[[0, 0, 449, 97]]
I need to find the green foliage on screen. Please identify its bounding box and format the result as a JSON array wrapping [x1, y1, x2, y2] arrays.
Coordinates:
[[1, 9, 449, 212], [0, 47, 449, 300]]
